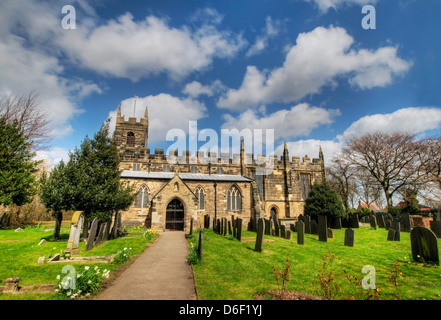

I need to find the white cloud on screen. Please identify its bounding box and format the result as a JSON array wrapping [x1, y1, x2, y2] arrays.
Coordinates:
[[59, 12, 246, 81], [303, 0, 378, 12], [108, 93, 207, 144], [339, 107, 441, 141], [34, 147, 71, 169], [218, 26, 411, 111], [246, 16, 283, 57], [222, 103, 340, 140], [182, 80, 225, 98]]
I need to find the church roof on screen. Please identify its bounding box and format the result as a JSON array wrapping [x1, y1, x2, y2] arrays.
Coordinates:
[[121, 170, 253, 182]]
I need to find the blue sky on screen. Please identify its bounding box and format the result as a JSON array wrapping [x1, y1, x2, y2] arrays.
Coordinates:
[[1, 0, 441, 167]]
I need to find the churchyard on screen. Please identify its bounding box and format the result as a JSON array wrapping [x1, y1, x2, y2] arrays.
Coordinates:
[[0, 222, 157, 300], [189, 215, 441, 300]]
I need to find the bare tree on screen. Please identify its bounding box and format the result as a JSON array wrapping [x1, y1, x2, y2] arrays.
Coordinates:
[[423, 135, 441, 190], [326, 156, 357, 214], [343, 131, 428, 207], [353, 169, 384, 210], [0, 93, 53, 151]]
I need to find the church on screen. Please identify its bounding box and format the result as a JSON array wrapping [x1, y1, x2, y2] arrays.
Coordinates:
[[114, 104, 326, 232]]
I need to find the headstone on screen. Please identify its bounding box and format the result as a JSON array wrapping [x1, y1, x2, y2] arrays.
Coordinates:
[[391, 221, 401, 241], [318, 215, 328, 242], [38, 256, 46, 265], [286, 229, 292, 240], [327, 228, 334, 239], [103, 221, 111, 242], [49, 253, 60, 262], [189, 217, 194, 235], [310, 220, 317, 235], [350, 213, 359, 228], [410, 227, 439, 265], [65, 211, 84, 257], [254, 218, 265, 253], [236, 218, 243, 242], [197, 229, 204, 260], [4, 277, 21, 294], [297, 220, 305, 245], [331, 216, 342, 229], [369, 215, 377, 230], [86, 218, 99, 251], [298, 214, 304, 222], [401, 213, 412, 232], [377, 214, 385, 228], [232, 216, 236, 238], [344, 228, 354, 247], [38, 239, 46, 246], [224, 218, 228, 236], [228, 221, 232, 235], [385, 220, 391, 230], [387, 229, 396, 241], [15, 227, 23, 232], [273, 216, 280, 237], [304, 215, 311, 234], [204, 215, 210, 229], [95, 222, 106, 246], [264, 219, 272, 236], [280, 225, 286, 238], [430, 220, 441, 238]]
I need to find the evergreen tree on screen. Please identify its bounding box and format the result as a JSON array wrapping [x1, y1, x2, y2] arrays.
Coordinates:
[[304, 180, 345, 221], [68, 119, 136, 238], [0, 118, 40, 207]]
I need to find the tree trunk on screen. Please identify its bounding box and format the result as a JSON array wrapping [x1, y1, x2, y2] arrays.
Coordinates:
[[52, 211, 63, 240]]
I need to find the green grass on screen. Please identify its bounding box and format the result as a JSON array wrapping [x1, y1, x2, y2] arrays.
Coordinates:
[[191, 226, 441, 300], [0, 224, 154, 300]]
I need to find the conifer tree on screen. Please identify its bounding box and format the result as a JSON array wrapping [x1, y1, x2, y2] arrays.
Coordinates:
[[304, 180, 345, 221]]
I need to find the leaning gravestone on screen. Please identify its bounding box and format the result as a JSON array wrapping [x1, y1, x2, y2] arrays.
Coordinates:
[[430, 220, 441, 238], [254, 218, 265, 253], [65, 211, 84, 258], [392, 221, 401, 241], [318, 215, 328, 242], [387, 229, 396, 241], [410, 227, 439, 265], [297, 220, 305, 245], [103, 221, 111, 242], [95, 222, 106, 246], [344, 228, 354, 247], [86, 218, 99, 251]]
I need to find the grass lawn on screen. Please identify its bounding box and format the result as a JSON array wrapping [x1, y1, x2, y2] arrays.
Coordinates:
[[190, 225, 441, 300], [0, 224, 154, 300]]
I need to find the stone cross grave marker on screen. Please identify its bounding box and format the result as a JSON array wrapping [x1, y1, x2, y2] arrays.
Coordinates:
[[410, 226, 439, 265]]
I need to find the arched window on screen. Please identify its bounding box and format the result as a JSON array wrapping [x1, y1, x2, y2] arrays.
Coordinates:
[[136, 185, 148, 208], [127, 132, 135, 146], [195, 186, 204, 210], [227, 185, 241, 211]]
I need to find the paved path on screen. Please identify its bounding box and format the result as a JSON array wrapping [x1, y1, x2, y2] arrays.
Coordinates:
[[96, 231, 197, 300]]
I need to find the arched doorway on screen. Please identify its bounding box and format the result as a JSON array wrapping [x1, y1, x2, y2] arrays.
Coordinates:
[[166, 199, 185, 230], [270, 207, 278, 220]]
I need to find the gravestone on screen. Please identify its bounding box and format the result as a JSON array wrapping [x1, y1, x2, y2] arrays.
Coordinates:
[[228, 221, 232, 235], [103, 221, 111, 242], [304, 215, 311, 234], [310, 220, 317, 235], [318, 215, 328, 242], [95, 222, 106, 246], [254, 218, 265, 253], [385, 220, 391, 230], [4, 277, 21, 294], [369, 215, 377, 230], [236, 218, 243, 242], [232, 216, 236, 238], [86, 218, 99, 251], [189, 217, 194, 235], [387, 229, 396, 241], [280, 225, 286, 238], [273, 216, 280, 237], [344, 228, 354, 247], [197, 229, 204, 260], [286, 229, 292, 240], [327, 228, 334, 239], [392, 221, 401, 241], [331, 216, 342, 229], [223, 218, 227, 236], [204, 215, 210, 229], [298, 214, 304, 221], [430, 220, 441, 238], [377, 214, 385, 228], [350, 213, 359, 228], [297, 220, 305, 245], [401, 213, 412, 232], [65, 211, 84, 258], [264, 219, 272, 236], [410, 227, 439, 265]]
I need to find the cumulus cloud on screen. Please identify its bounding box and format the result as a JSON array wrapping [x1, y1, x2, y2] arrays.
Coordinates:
[[222, 103, 340, 140], [218, 26, 411, 111], [182, 80, 225, 98], [246, 16, 284, 57], [34, 147, 71, 169], [275, 139, 343, 162], [108, 94, 207, 144], [339, 107, 441, 141], [59, 11, 246, 81]]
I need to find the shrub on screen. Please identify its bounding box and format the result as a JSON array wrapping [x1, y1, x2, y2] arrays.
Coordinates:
[[187, 241, 199, 265], [304, 180, 345, 220], [55, 265, 110, 299], [144, 228, 159, 241]]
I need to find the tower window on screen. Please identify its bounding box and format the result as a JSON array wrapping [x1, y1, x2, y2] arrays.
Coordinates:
[[127, 132, 135, 146]]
